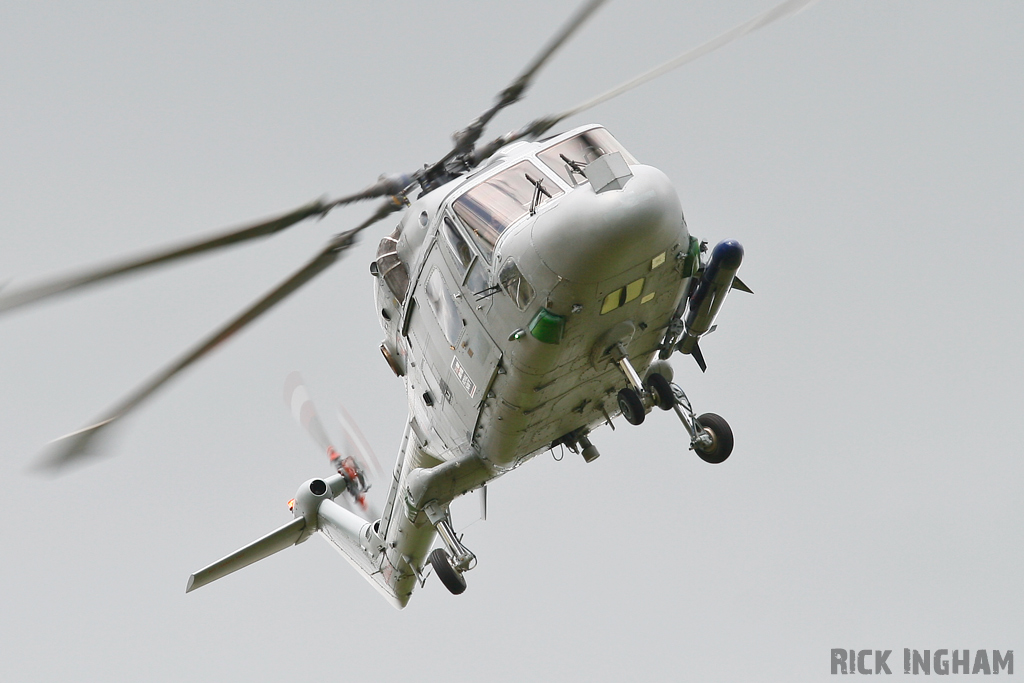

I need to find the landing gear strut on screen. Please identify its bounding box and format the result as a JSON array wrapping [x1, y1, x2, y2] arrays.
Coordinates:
[[424, 503, 476, 595], [666, 382, 734, 463], [608, 343, 734, 463], [611, 343, 650, 425]]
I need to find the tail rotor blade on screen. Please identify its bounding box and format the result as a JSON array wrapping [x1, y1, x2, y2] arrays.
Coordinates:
[[284, 371, 333, 456], [334, 404, 383, 520], [335, 404, 384, 479], [282, 374, 380, 519]]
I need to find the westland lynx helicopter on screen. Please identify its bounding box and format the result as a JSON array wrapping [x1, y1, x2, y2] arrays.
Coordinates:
[[0, 0, 816, 608]]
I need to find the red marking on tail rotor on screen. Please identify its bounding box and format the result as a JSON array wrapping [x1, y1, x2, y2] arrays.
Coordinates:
[[339, 456, 359, 481]]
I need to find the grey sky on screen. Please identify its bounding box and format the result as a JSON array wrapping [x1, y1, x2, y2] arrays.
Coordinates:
[[1, 1, 1021, 681]]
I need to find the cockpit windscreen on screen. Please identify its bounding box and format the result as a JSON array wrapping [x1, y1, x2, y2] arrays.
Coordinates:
[[537, 127, 637, 186], [452, 160, 562, 262]]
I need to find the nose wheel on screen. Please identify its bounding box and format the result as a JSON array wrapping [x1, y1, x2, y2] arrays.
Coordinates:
[[645, 371, 676, 411], [615, 371, 676, 425], [616, 387, 646, 425], [611, 343, 657, 425]]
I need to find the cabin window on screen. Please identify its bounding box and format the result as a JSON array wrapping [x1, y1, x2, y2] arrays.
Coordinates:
[[498, 259, 535, 311], [424, 268, 463, 346], [537, 127, 638, 186], [442, 215, 488, 294], [452, 160, 563, 262]]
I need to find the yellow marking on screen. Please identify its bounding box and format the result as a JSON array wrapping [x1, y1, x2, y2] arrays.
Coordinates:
[[601, 289, 623, 314], [641, 292, 656, 304], [624, 278, 645, 303], [651, 252, 666, 270]]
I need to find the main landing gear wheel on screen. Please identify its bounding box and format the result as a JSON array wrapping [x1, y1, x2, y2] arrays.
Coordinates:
[[617, 387, 645, 425], [693, 413, 734, 464], [645, 372, 675, 411], [429, 547, 467, 595]]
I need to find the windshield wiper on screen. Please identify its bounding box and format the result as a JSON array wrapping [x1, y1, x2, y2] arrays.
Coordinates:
[[525, 173, 553, 215]]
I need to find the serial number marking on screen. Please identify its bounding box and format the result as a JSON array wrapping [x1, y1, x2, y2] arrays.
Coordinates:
[[451, 356, 477, 399]]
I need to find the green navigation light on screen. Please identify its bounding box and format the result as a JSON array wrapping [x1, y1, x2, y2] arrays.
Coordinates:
[[529, 308, 566, 344]]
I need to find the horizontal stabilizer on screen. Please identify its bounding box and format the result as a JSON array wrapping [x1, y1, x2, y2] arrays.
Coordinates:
[[186, 516, 306, 593]]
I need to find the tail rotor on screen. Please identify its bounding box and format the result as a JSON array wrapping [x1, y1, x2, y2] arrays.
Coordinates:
[[284, 372, 378, 517]]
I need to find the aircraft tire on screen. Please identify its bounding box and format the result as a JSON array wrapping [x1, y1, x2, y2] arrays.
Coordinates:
[[693, 413, 733, 464], [429, 547, 467, 595], [646, 373, 675, 411], [617, 387, 645, 425]]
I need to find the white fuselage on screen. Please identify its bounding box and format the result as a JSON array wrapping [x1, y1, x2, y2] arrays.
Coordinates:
[[328, 125, 691, 607]]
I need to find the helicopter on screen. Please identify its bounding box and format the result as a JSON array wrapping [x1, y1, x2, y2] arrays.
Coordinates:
[[0, 0, 817, 608]]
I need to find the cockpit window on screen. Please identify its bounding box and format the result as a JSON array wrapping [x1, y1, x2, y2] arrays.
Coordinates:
[[452, 160, 563, 262], [443, 216, 474, 270], [498, 259, 535, 310], [537, 127, 638, 186], [442, 215, 488, 294]]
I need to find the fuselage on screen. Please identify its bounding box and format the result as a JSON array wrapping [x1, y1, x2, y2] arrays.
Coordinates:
[[360, 124, 693, 606]]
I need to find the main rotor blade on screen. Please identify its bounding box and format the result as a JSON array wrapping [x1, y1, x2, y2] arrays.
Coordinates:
[[445, 0, 607, 160], [326, 173, 414, 210], [40, 199, 403, 470], [470, 0, 819, 161], [0, 199, 329, 315], [551, 0, 820, 125], [0, 172, 413, 317]]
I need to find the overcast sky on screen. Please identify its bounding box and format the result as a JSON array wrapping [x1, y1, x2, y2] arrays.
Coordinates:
[[1, 1, 1022, 681]]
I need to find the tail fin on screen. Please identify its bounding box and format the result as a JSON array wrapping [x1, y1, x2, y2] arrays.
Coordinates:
[[186, 517, 307, 593], [691, 340, 708, 373]]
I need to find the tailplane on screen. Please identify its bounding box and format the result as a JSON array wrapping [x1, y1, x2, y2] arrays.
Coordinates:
[[186, 473, 378, 594]]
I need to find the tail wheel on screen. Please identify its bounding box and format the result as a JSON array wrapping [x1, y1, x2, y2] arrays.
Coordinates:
[[429, 547, 467, 595], [617, 387, 645, 425], [693, 413, 734, 464], [645, 372, 675, 411]]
